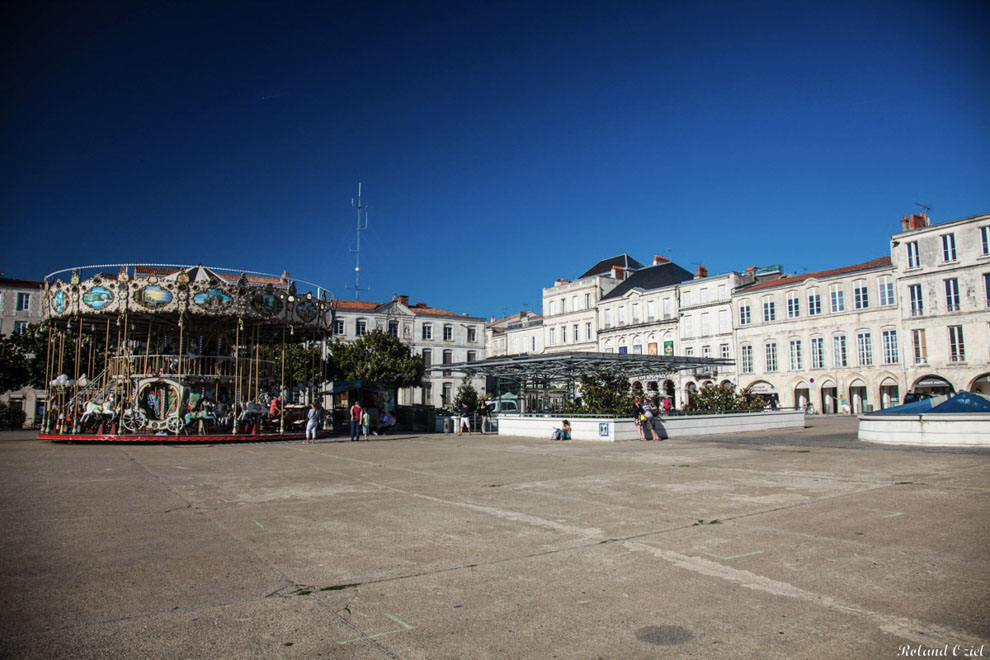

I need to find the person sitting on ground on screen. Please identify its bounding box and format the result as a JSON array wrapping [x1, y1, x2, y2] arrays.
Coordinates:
[[553, 419, 571, 440]]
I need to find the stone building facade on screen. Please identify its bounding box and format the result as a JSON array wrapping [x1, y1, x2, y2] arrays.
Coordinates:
[[0, 277, 46, 426], [333, 295, 487, 408], [493, 210, 990, 414]]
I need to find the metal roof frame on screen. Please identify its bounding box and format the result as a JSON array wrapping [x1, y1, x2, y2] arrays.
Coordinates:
[[429, 351, 733, 382]]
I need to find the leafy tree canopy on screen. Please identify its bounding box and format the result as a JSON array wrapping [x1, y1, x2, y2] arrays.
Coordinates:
[[685, 383, 765, 413], [454, 376, 478, 411], [331, 328, 424, 390], [567, 370, 634, 416]]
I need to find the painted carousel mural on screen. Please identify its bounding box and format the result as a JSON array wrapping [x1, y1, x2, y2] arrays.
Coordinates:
[[40, 264, 335, 442]]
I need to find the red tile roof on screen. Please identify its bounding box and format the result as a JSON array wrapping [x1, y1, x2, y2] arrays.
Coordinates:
[[335, 300, 381, 311], [740, 256, 892, 293]]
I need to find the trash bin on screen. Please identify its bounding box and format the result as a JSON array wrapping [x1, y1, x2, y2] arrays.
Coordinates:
[[444, 417, 454, 433]]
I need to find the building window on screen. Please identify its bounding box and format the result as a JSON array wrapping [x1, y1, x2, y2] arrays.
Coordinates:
[[811, 337, 824, 369], [700, 312, 711, 336], [853, 280, 869, 310], [948, 325, 965, 362], [585, 293, 591, 308], [856, 332, 873, 366], [467, 326, 477, 342], [906, 241, 920, 268], [739, 301, 751, 326], [443, 324, 453, 341], [947, 325, 965, 362], [13, 320, 29, 334], [765, 342, 778, 372], [422, 382, 432, 406], [603, 308, 612, 328], [422, 349, 432, 368], [573, 324, 578, 343], [632, 303, 640, 323], [356, 318, 367, 336], [789, 339, 802, 371], [572, 295, 578, 312], [549, 328, 556, 346], [442, 382, 452, 406], [720, 343, 730, 359], [531, 336, 536, 352], [702, 345, 711, 358], [908, 284, 923, 316], [942, 233, 957, 262], [333, 319, 345, 335], [388, 320, 399, 337], [422, 323, 433, 340], [585, 322, 592, 341], [467, 350, 476, 363], [618, 306, 625, 325], [878, 276, 894, 306], [442, 349, 453, 376], [548, 301, 555, 316], [944, 278, 960, 312], [833, 335, 848, 368], [762, 297, 775, 322], [829, 284, 844, 313], [741, 345, 753, 374], [808, 289, 821, 316], [786, 292, 800, 318], [984, 273, 990, 307], [560, 298, 566, 313], [561, 326, 567, 344], [912, 329, 927, 364], [982, 226, 990, 255], [882, 329, 898, 364], [15, 292, 30, 311], [647, 300, 655, 320]]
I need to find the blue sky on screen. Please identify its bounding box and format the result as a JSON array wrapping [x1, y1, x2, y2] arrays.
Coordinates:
[[3, 0, 988, 320]]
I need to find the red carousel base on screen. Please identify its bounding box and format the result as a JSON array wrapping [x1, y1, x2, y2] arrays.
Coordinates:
[[39, 431, 332, 443]]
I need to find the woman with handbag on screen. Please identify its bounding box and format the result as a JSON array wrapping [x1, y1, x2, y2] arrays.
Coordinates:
[[633, 396, 648, 441]]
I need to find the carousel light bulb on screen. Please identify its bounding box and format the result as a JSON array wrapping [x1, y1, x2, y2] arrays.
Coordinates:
[[290, 325, 294, 336]]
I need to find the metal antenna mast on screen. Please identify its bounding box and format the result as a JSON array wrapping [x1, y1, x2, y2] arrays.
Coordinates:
[[349, 182, 370, 300]]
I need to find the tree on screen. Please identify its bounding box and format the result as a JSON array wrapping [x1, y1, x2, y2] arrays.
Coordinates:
[[685, 383, 765, 414], [454, 376, 478, 411], [568, 370, 634, 415], [0, 335, 30, 394], [331, 328, 424, 391], [261, 341, 334, 388]]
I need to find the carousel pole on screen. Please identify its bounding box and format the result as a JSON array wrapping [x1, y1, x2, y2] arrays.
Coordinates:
[[114, 315, 125, 434], [42, 322, 54, 433], [253, 325, 260, 404], [280, 325, 286, 434], [143, 322, 152, 376], [232, 318, 241, 435], [72, 317, 82, 434], [176, 313, 184, 437], [102, 318, 110, 394], [56, 325, 66, 434]]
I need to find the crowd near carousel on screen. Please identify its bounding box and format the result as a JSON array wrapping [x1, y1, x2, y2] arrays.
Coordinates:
[[39, 264, 335, 442]]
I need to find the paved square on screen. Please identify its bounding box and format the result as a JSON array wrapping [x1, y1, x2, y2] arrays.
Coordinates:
[[1, 417, 988, 658]]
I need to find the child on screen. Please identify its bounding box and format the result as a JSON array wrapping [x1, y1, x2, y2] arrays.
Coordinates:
[[361, 409, 370, 441]]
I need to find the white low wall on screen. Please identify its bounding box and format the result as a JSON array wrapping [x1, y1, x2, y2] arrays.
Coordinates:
[[858, 414, 990, 446], [497, 410, 805, 443]]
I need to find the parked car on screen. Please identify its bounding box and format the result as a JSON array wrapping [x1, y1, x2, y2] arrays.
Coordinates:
[[902, 392, 934, 405], [485, 399, 519, 414]]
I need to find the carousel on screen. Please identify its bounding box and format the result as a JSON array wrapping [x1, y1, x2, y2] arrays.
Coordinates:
[[39, 264, 335, 442]]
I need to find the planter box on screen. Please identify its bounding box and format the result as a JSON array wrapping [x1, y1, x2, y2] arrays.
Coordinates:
[[858, 413, 990, 446], [497, 410, 805, 442]]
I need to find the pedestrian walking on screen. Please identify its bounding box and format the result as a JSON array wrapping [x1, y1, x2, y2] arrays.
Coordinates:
[[643, 398, 661, 441], [305, 402, 320, 443], [458, 401, 471, 435], [478, 400, 490, 434], [633, 396, 647, 441], [350, 400, 363, 441], [361, 408, 370, 441]]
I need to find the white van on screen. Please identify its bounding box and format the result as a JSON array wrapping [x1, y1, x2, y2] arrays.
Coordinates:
[[485, 399, 518, 414]]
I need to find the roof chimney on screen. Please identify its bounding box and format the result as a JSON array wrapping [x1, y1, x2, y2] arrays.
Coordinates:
[[611, 265, 625, 281], [745, 266, 756, 276], [901, 213, 929, 232], [398, 295, 409, 306], [695, 265, 708, 279], [652, 255, 670, 266]]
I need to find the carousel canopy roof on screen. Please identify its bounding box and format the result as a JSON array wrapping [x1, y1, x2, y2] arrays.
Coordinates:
[[428, 351, 733, 381]]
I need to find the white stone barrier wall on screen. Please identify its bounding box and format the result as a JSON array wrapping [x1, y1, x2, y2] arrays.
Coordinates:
[[858, 414, 990, 446], [496, 410, 805, 442]]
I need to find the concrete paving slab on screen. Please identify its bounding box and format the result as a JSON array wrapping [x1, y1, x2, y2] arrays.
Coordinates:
[[1, 419, 987, 659]]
